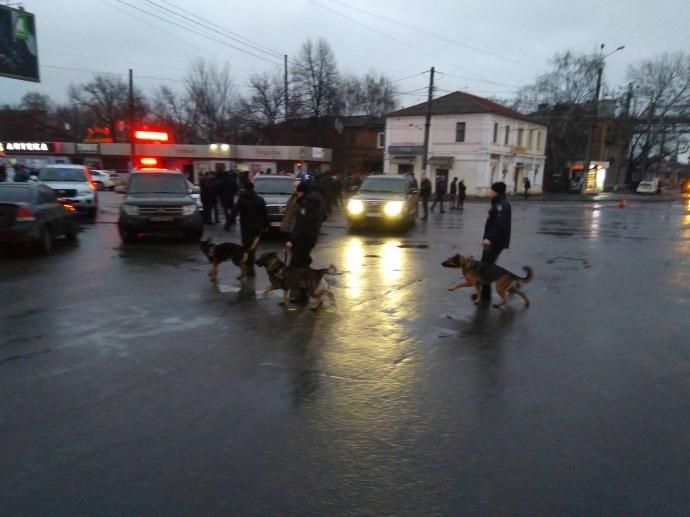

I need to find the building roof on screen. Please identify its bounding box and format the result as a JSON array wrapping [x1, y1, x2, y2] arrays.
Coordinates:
[[386, 91, 542, 125], [275, 115, 384, 130]]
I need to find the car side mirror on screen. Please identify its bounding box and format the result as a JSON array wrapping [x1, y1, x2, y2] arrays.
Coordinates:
[[191, 185, 200, 194]]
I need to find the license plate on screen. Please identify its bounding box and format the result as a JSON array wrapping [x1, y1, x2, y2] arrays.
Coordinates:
[[270, 221, 281, 227], [150, 216, 174, 222]]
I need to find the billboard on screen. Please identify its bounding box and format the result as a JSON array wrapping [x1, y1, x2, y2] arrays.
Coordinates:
[[0, 6, 39, 82]]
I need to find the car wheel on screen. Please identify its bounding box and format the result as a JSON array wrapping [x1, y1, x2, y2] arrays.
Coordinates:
[[37, 225, 53, 254], [87, 208, 97, 220], [64, 220, 79, 240], [119, 226, 137, 243]]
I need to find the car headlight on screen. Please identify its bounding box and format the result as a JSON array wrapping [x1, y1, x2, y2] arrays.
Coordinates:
[[384, 201, 404, 217], [122, 204, 139, 216], [182, 204, 197, 216], [347, 199, 364, 215]]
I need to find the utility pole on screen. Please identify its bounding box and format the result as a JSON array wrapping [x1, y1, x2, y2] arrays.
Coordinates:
[[284, 54, 289, 121], [624, 82, 635, 185], [421, 66, 435, 176], [128, 68, 135, 169], [582, 45, 604, 185]]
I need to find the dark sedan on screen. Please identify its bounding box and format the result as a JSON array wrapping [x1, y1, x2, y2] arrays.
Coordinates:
[[0, 183, 79, 254]]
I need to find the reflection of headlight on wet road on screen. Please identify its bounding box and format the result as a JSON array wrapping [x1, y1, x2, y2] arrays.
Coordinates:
[[347, 199, 364, 215], [383, 201, 404, 217]]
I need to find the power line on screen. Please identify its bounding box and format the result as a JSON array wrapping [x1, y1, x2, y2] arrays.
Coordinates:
[[321, 0, 544, 72], [392, 70, 429, 83], [308, 0, 518, 89], [141, 0, 284, 61], [156, 0, 287, 61], [111, 0, 282, 65], [42, 64, 186, 83], [436, 71, 521, 89], [43, 51, 187, 72], [392, 87, 428, 98]]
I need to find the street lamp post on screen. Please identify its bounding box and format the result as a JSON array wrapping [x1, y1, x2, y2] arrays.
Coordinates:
[[582, 44, 625, 190]]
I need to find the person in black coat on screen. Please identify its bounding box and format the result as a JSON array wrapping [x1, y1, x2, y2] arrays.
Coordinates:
[[480, 181, 512, 300], [229, 182, 268, 277], [419, 175, 432, 220], [199, 171, 217, 224], [449, 177, 458, 209], [430, 174, 447, 213], [457, 179, 467, 210], [217, 169, 238, 230]]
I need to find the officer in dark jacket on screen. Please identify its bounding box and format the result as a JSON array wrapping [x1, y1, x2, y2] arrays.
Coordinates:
[[229, 182, 268, 277], [287, 181, 323, 268], [217, 169, 238, 229], [199, 171, 217, 224], [480, 181, 512, 300]]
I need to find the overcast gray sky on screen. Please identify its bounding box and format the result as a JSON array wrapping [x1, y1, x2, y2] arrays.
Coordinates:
[[2, 0, 690, 109]]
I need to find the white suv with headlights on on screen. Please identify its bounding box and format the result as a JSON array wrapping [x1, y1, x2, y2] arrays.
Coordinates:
[[346, 174, 419, 231], [37, 164, 98, 219]]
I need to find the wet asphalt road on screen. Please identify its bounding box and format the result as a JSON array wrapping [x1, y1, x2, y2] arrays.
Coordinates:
[[1, 192, 689, 515]]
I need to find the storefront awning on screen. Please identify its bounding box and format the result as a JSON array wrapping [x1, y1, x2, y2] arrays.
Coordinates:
[[391, 156, 416, 164], [428, 156, 454, 167]]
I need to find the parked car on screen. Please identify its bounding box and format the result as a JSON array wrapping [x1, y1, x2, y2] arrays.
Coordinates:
[[0, 182, 79, 254], [636, 177, 660, 194], [346, 174, 419, 231], [254, 175, 296, 229], [118, 169, 203, 243], [90, 169, 115, 190], [37, 164, 98, 219]]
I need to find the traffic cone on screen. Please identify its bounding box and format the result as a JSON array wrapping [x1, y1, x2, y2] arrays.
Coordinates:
[[619, 197, 626, 208]]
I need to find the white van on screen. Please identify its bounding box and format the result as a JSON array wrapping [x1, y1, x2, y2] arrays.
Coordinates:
[[636, 178, 660, 195]]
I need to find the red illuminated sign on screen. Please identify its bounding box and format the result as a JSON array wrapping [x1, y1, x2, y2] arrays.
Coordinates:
[[139, 157, 158, 166], [134, 131, 169, 142]]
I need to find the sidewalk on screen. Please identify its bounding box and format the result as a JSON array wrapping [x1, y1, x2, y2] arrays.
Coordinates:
[[465, 192, 687, 203]]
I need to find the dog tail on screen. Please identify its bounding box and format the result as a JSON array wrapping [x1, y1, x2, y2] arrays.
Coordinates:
[[517, 266, 533, 283]]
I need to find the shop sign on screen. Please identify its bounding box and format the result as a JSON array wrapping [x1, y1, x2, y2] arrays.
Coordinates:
[[254, 147, 284, 159], [388, 145, 424, 155], [312, 147, 325, 159], [76, 143, 99, 154], [1, 142, 54, 152]]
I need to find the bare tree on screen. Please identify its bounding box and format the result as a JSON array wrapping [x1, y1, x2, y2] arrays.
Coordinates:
[[151, 85, 199, 143], [185, 58, 237, 141], [242, 70, 285, 126], [338, 72, 397, 117], [291, 38, 340, 118], [626, 52, 690, 176], [68, 74, 147, 137]]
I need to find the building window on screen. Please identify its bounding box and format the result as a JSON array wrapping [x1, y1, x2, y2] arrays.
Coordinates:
[[504, 125, 510, 145], [537, 131, 542, 151], [517, 128, 524, 146], [455, 122, 466, 142], [493, 123, 498, 143], [377, 132, 385, 149], [528, 129, 534, 149]]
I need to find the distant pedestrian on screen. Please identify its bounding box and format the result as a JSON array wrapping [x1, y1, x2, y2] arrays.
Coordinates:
[[458, 179, 466, 210], [449, 177, 458, 209], [199, 172, 218, 224], [523, 177, 531, 200], [228, 182, 269, 277], [480, 181, 512, 301], [430, 174, 447, 213], [217, 169, 239, 230], [419, 175, 432, 220]]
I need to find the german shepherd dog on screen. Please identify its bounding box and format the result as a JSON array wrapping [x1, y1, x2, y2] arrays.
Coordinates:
[[200, 239, 250, 281], [442, 253, 533, 308], [255, 251, 337, 310]]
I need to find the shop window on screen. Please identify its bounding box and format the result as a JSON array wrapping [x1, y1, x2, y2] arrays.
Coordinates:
[[377, 132, 385, 149]]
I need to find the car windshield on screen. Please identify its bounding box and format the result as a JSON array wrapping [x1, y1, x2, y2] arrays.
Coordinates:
[[129, 174, 188, 194], [255, 178, 295, 195], [359, 177, 406, 194], [0, 186, 33, 203], [39, 167, 87, 182]]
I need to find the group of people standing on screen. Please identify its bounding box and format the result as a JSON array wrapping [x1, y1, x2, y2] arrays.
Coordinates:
[[419, 175, 466, 219]]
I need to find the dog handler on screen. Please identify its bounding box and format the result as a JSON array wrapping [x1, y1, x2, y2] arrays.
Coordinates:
[[481, 181, 512, 300], [285, 181, 324, 303], [228, 182, 269, 277]]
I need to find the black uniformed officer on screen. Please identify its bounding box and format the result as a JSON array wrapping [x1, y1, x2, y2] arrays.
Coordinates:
[[229, 182, 268, 277], [481, 181, 512, 300]]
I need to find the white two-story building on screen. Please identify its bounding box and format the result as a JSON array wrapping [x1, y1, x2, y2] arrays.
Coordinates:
[[384, 91, 547, 196]]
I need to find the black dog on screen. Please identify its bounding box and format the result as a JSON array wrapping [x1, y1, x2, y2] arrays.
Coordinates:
[[255, 251, 336, 310], [200, 239, 249, 281]]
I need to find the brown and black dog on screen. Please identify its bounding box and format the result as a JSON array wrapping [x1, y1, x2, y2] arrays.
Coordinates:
[[200, 239, 249, 282], [442, 253, 533, 308], [255, 251, 336, 310]]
